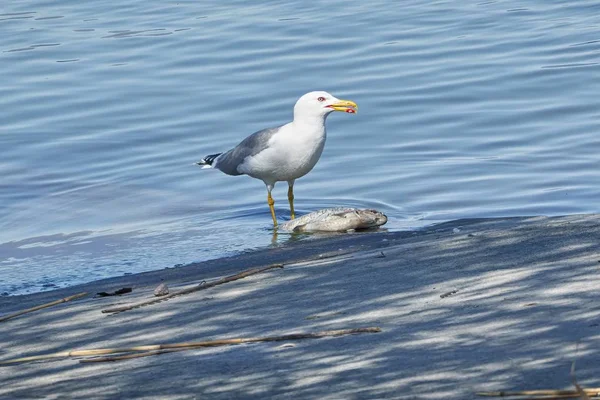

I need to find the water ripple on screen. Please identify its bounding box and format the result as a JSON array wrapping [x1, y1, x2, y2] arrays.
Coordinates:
[[1, 0, 600, 294]]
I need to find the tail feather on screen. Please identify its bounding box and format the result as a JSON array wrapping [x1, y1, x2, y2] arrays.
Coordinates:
[[196, 153, 222, 169]]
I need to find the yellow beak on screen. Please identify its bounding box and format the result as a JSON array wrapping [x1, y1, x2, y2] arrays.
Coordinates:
[[328, 99, 358, 113]]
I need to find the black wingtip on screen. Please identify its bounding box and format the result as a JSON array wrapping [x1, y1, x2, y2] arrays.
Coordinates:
[[197, 153, 222, 166]]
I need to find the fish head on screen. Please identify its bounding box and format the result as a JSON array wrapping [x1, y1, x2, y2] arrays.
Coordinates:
[[354, 209, 388, 229]]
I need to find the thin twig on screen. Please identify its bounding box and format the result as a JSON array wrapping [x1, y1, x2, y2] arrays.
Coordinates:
[[80, 347, 193, 363], [572, 360, 591, 400], [0, 327, 381, 365], [477, 389, 600, 397], [478, 355, 599, 399], [0, 292, 87, 323], [101, 263, 284, 314]]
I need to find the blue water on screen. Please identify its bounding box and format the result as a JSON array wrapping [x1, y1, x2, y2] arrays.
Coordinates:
[[2, 1, 599, 294]]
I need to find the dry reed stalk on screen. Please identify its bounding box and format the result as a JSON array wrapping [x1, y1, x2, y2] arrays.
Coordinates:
[[477, 389, 600, 397], [79, 348, 192, 363], [0, 327, 381, 365], [478, 360, 599, 399], [101, 263, 283, 313], [0, 292, 87, 323]]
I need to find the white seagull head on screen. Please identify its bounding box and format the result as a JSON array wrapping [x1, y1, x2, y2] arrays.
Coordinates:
[[293, 91, 358, 121]]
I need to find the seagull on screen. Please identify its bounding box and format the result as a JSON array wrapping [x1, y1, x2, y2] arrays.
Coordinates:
[[196, 91, 357, 226]]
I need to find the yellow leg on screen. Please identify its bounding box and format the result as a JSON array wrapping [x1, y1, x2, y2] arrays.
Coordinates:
[[267, 191, 277, 226], [287, 185, 295, 219]]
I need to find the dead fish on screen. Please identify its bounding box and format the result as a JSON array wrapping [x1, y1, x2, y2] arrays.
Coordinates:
[[280, 208, 387, 233]]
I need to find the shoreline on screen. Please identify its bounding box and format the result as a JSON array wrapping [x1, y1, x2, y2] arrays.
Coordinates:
[[2, 214, 600, 399], [0, 220, 428, 312]]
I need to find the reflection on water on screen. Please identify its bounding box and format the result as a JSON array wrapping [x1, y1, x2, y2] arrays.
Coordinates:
[[1, 0, 599, 294]]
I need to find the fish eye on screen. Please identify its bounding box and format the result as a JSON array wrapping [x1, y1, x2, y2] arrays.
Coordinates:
[[317, 96, 326, 102]]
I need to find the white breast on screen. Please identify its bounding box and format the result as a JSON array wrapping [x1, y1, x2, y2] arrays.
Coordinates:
[[240, 122, 327, 183]]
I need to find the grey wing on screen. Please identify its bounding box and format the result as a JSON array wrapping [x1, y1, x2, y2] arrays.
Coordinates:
[[214, 126, 281, 176]]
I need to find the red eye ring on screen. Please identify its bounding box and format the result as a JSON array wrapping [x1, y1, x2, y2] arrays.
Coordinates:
[[317, 96, 326, 102]]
